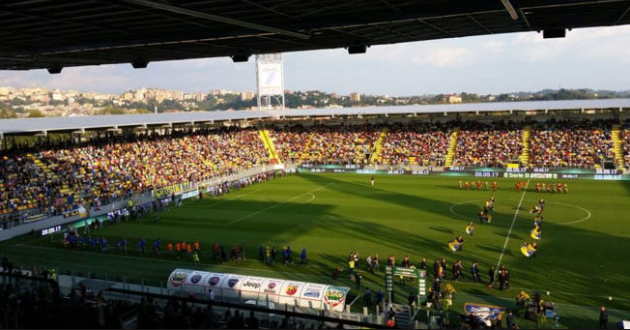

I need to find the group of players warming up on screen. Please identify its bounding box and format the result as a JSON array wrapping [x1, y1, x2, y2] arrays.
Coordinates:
[[451, 179, 565, 258]]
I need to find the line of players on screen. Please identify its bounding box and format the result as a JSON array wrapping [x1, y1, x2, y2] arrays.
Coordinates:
[[521, 198, 545, 258], [63, 232, 204, 264], [448, 195, 545, 258], [515, 181, 569, 193], [456, 180, 568, 194], [457, 180, 498, 191]]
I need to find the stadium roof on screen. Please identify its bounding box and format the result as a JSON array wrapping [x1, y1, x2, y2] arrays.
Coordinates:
[[2, 0, 630, 70], [1, 98, 629, 135]]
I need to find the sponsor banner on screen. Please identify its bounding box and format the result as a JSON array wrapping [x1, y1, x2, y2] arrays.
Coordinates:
[[220, 274, 246, 291], [24, 214, 46, 223], [504, 172, 558, 179], [107, 208, 129, 219], [299, 284, 326, 309], [261, 278, 284, 296], [464, 303, 506, 327], [41, 225, 61, 236], [166, 269, 349, 312], [301, 284, 325, 300], [239, 277, 265, 293], [298, 167, 431, 176], [168, 269, 193, 288], [594, 174, 628, 180], [298, 165, 630, 180], [184, 271, 207, 287], [323, 286, 350, 312], [475, 171, 501, 178], [280, 281, 305, 297], [279, 281, 306, 307], [64, 206, 88, 218], [207, 273, 227, 288], [181, 189, 200, 200], [153, 184, 184, 199]]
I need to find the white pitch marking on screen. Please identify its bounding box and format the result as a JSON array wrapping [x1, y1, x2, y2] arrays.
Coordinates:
[[450, 199, 591, 226], [205, 188, 262, 207], [495, 179, 530, 270], [551, 201, 592, 225], [224, 184, 329, 226]]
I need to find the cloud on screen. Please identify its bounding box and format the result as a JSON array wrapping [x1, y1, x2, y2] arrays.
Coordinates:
[[2, 25, 630, 96], [507, 25, 630, 62], [411, 46, 473, 67]]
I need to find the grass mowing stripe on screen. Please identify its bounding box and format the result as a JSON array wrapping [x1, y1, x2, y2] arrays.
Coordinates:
[[224, 184, 330, 226], [495, 179, 529, 272]]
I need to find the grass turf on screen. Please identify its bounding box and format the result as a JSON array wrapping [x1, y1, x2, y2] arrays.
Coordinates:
[[2, 173, 630, 327]]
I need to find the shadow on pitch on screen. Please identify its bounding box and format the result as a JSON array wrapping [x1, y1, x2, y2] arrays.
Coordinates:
[[297, 173, 517, 227], [430, 226, 454, 234]]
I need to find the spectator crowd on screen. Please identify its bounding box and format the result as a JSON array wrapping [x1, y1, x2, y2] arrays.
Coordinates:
[[0, 128, 268, 220], [529, 120, 614, 168], [0, 120, 623, 225], [272, 125, 380, 166], [624, 121, 630, 169], [452, 121, 522, 168], [377, 122, 450, 166]]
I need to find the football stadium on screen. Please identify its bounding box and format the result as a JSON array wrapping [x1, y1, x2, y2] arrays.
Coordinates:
[[1, 101, 630, 328], [2, 0, 630, 329]]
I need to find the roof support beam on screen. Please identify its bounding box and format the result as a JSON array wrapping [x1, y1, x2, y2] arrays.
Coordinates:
[[417, 19, 452, 37], [239, 0, 294, 19], [121, 0, 310, 40], [522, 0, 627, 11], [615, 5, 630, 24], [519, 8, 531, 29], [499, 0, 519, 20], [467, 15, 492, 33]]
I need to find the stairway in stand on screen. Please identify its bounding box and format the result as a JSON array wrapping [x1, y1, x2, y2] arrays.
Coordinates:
[[444, 128, 459, 167], [519, 126, 531, 167], [258, 129, 281, 164], [611, 125, 625, 169], [369, 128, 389, 165]]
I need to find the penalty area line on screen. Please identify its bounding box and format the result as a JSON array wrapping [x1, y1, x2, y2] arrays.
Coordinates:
[[495, 179, 530, 271], [224, 184, 331, 226]]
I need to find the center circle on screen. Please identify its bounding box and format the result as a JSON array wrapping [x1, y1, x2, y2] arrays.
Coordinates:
[[449, 199, 591, 226]]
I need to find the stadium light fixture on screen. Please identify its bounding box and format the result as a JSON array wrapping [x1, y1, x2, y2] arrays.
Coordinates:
[[231, 53, 251, 62], [347, 44, 367, 55], [131, 59, 149, 69], [500, 0, 519, 20], [543, 28, 566, 39], [47, 65, 63, 74]]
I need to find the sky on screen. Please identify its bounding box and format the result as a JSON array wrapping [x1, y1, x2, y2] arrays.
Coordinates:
[[1, 25, 630, 97]]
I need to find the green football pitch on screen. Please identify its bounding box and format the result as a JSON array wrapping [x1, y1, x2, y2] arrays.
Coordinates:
[[2, 173, 630, 327]]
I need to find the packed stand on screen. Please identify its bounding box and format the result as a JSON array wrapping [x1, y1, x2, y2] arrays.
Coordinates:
[[624, 122, 630, 169], [529, 120, 614, 168], [272, 124, 380, 165], [376, 122, 450, 166], [0, 128, 269, 221], [452, 121, 522, 168]]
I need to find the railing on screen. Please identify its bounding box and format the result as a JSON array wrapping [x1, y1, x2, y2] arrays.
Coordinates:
[[52, 273, 382, 328]]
